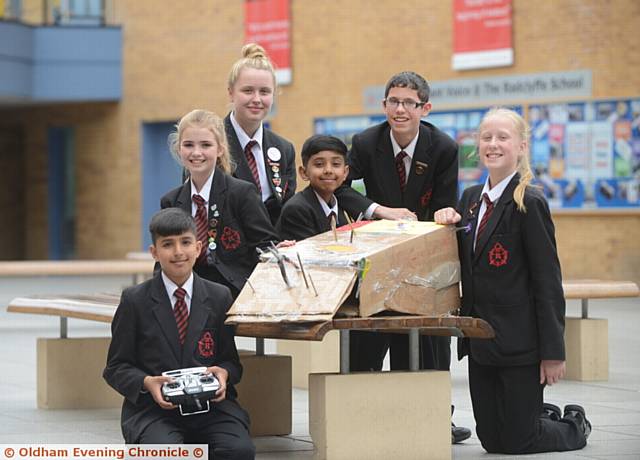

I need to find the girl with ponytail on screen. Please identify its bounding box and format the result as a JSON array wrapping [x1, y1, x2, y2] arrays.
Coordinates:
[[224, 43, 297, 225], [435, 108, 591, 454]]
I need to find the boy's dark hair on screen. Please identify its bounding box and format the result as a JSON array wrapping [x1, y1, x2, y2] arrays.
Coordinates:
[[149, 208, 197, 244], [384, 71, 430, 103], [300, 134, 348, 166]]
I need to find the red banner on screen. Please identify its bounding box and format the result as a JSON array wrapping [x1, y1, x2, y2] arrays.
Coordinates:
[[245, 0, 291, 84], [452, 0, 513, 70]]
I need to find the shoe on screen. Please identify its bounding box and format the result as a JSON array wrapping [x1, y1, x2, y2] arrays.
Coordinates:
[[450, 405, 472, 444], [564, 404, 592, 440], [451, 423, 472, 444], [542, 402, 562, 421]]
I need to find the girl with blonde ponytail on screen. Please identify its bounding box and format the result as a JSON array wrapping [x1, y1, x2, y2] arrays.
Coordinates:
[[224, 43, 297, 225], [435, 108, 591, 454]]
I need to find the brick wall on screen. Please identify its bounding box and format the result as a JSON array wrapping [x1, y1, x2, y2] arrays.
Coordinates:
[[1, 0, 638, 283]]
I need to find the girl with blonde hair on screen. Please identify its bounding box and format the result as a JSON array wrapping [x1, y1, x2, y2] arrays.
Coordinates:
[[435, 108, 591, 454], [224, 43, 297, 225], [162, 109, 280, 298]]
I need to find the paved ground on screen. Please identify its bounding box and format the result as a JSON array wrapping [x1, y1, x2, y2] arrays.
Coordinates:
[[1, 275, 639, 459]]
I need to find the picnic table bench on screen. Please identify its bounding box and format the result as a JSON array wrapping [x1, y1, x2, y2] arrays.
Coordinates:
[[0, 259, 154, 285]]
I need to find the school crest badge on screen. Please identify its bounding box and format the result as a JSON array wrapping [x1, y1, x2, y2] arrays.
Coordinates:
[[420, 188, 433, 207], [198, 331, 215, 358], [220, 226, 241, 250], [488, 242, 508, 267]]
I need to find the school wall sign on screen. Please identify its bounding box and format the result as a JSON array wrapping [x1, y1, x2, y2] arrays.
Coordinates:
[[362, 70, 592, 111]]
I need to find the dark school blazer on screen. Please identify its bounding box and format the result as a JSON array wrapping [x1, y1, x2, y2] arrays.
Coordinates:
[[456, 175, 566, 366], [160, 167, 279, 294], [224, 113, 296, 224], [337, 120, 459, 221], [103, 273, 248, 443], [276, 186, 351, 241]]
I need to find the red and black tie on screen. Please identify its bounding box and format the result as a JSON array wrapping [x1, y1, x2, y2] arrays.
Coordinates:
[[244, 140, 261, 193], [192, 194, 208, 264], [173, 287, 189, 345], [395, 151, 408, 192], [476, 193, 494, 240]]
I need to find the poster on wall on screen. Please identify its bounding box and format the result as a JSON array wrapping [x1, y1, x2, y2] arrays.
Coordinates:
[[245, 0, 291, 85], [452, 0, 513, 71], [529, 99, 640, 208]]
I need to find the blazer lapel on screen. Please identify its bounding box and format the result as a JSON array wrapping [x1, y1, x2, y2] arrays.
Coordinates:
[[175, 182, 192, 214], [224, 114, 253, 184], [150, 275, 182, 364], [461, 188, 481, 265], [473, 175, 519, 263], [181, 275, 212, 366], [377, 129, 403, 205], [261, 130, 283, 199], [210, 168, 228, 219], [404, 125, 432, 209], [303, 187, 330, 232]]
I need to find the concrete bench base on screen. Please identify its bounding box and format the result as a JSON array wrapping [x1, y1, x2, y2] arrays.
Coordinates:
[[565, 317, 609, 381], [37, 337, 121, 409], [35, 337, 294, 439], [236, 352, 292, 436], [276, 331, 340, 389], [309, 371, 451, 460]]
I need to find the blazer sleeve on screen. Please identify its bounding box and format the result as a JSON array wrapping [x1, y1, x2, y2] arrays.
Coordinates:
[[428, 139, 459, 219], [336, 133, 375, 214], [277, 201, 319, 241], [235, 181, 281, 249], [103, 288, 148, 404], [282, 141, 297, 201], [522, 192, 566, 361]]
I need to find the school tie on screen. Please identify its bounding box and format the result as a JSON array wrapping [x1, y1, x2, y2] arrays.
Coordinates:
[[476, 193, 494, 240], [173, 287, 189, 345], [395, 151, 408, 193], [327, 211, 336, 227], [192, 194, 208, 264], [244, 140, 261, 193]]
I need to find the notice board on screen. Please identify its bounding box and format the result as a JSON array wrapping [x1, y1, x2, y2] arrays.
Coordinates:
[[315, 100, 640, 209]]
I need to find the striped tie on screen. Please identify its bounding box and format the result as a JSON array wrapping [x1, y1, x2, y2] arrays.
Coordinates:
[[192, 194, 208, 264], [476, 193, 494, 240], [173, 287, 189, 345], [395, 151, 408, 192], [244, 140, 261, 193]]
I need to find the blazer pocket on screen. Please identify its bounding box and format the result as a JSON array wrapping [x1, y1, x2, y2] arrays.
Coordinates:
[[486, 303, 537, 357]]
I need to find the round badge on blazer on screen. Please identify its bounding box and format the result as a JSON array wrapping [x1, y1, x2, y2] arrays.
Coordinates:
[[275, 186, 283, 193], [209, 242, 217, 251], [267, 147, 281, 162]]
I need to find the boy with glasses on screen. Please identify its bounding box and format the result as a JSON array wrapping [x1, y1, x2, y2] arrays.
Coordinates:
[[338, 71, 469, 444]]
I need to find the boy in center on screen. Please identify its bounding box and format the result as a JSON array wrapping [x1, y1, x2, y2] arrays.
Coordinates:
[[277, 134, 355, 240]]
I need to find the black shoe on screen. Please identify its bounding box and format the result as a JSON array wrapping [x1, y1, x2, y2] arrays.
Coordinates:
[[451, 423, 472, 444], [564, 404, 592, 440], [542, 402, 562, 421]]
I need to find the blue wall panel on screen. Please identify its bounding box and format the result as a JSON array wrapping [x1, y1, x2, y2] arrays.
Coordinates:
[[0, 21, 33, 99], [141, 122, 183, 250], [0, 22, 121, 102]]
